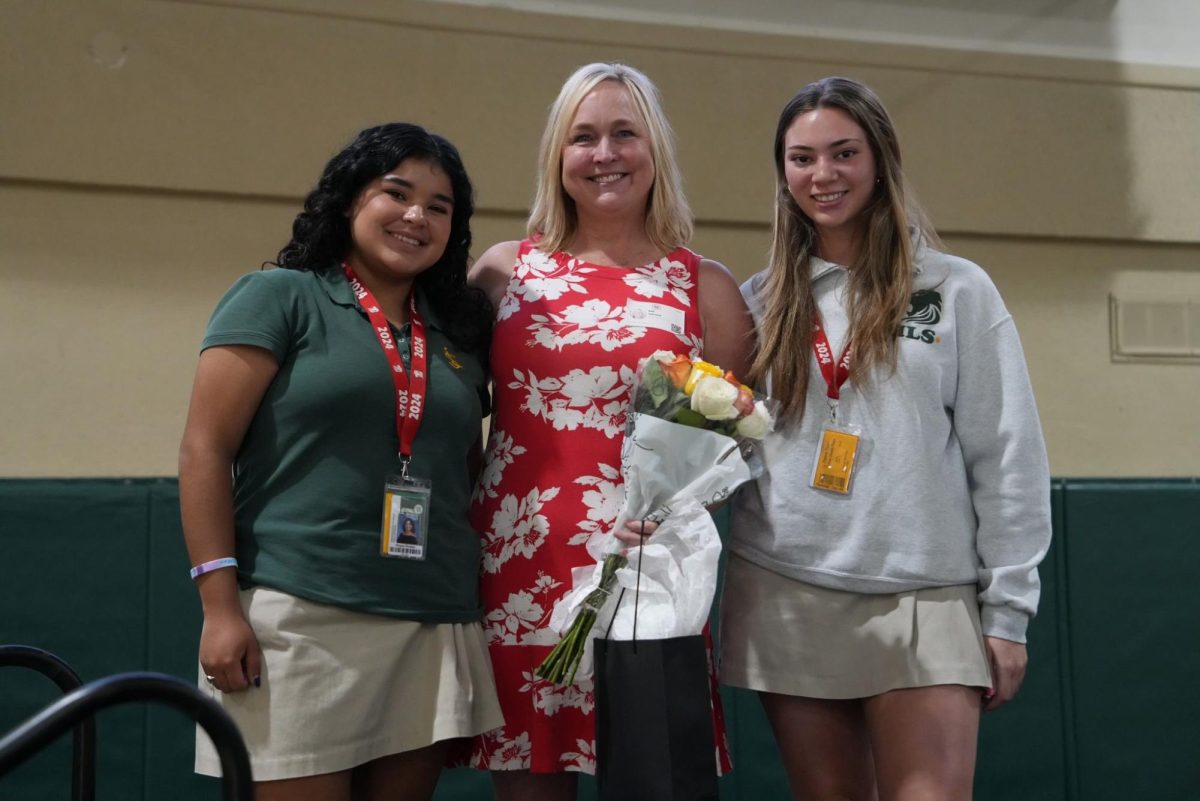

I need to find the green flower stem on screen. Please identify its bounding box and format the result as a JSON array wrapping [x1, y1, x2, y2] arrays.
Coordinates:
[[536, 552, 629, 685]]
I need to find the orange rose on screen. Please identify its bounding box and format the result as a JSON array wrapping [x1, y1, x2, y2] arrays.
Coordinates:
[[734, 385, 756, 417], [658, 354, 693, 390], [720, 371, 755, 416]]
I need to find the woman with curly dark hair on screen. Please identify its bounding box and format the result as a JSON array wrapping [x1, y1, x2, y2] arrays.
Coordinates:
[[179, 122, 502, 801]]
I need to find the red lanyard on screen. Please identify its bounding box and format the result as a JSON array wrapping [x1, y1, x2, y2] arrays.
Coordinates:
[[342, 263, 427, 467], [812, 317, 852, 402]]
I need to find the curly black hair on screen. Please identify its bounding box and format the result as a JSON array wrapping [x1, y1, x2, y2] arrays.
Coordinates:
[[271, 122, 492, 354]]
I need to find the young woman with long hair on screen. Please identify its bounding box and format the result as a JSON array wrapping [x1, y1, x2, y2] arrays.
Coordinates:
[[723, 77, 1052, 800]]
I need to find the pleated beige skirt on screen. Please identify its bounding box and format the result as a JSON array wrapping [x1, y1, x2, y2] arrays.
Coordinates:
[[720, 554, 992, 699], [195, 586, 503, 781]]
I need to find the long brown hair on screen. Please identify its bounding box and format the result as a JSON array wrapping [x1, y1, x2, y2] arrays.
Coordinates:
[[748, 76, 939, 421]]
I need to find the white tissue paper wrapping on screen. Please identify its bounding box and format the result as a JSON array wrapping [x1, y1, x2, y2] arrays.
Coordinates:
[[548, 414, 755, 680]]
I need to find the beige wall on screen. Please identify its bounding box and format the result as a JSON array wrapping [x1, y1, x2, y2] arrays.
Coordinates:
[[2, 0, 1198, 477]]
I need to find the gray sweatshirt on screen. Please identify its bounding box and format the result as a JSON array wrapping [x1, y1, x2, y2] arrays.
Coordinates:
[[731, 242, 1051, 642]]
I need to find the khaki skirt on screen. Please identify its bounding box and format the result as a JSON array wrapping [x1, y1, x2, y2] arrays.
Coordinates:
[[195, 586, 504, 781], [719, 555, 992, 699]]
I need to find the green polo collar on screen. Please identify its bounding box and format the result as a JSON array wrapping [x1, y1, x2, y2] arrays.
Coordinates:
[[313, 267, 446, 331]]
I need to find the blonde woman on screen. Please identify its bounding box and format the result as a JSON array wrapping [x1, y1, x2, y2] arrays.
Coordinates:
[[468, 62, 753, 800], [722, 76, 1052, 800]]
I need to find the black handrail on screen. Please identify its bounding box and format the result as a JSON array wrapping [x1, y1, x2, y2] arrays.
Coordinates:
[[0, 645, 95, 801], [0, 672, 253, 801]]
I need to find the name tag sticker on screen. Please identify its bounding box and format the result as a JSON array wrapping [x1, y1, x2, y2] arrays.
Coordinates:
[[621, 300, 686, 335], [810, 425, 861, 495]]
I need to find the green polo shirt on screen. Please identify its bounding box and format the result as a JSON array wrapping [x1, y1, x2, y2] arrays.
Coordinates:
[[202, 268, 486, 621]]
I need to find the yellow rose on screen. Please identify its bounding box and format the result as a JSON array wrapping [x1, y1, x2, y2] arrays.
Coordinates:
[[683, 360, 722, 395]]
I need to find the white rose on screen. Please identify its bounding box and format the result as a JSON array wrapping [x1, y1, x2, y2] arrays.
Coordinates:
[[735, 401, 774, 439], [690, 375, 740, 420]]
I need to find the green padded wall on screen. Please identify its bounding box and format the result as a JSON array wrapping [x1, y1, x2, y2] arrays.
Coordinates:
[[1, 480, 153, 800], [2, 478, 1198, 800], [1061, 481, 1200, 800], [0, 480, 226, 800], [975, 482, 1073, 799]]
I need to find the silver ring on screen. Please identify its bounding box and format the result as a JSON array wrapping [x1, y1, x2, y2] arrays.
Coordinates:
[[205, 674, 217, 685]]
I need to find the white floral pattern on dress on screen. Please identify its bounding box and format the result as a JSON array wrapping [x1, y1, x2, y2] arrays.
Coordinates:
[[527, 298, 645, 353], [485, 590, 545, 645], [569, 463, 623, 546], [483, 571, 566, 646], [560, 739, 596, 773], [497, 248, 594, 323], [474, 428, 526, 502], [624, 256, 695, 307], [478, 729, 533, 770], [677, 331, 705, 358], [508, 366, 636, 439], [483, 486, 560, 574], [524, 670, 595, 717], [495, 291, 521, 324]]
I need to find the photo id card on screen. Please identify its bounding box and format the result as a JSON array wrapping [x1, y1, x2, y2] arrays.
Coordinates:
[[810, 423, 862, 495], [380, 475, 432, 560]]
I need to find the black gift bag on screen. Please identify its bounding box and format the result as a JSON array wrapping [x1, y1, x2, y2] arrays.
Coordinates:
[[593, 539, 719, 801]]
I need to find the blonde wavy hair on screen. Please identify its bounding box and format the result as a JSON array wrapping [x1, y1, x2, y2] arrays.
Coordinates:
[[527, 62, 692, 254], [749, 76, 940, 421]]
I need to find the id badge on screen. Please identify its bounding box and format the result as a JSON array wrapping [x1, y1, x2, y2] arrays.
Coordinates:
[[810, 423, 861, 495], [380, 474, 432, 560], [621, 300, 686, 336]]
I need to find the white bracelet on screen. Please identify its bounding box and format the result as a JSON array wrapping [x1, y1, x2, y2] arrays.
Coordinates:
[[189, 557, 238, 580]]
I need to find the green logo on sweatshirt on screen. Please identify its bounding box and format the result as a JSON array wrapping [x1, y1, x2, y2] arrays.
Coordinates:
[[898, 289, 942, 344]]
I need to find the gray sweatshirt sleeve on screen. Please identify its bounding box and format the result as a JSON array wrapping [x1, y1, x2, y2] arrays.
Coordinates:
[[954, 313, 1052, 642]]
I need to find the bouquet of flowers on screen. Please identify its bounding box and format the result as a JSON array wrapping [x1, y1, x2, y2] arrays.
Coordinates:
[[536, 351, 776, 685]]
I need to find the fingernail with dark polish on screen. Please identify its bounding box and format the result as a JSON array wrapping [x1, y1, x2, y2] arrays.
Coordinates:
[[253, 676, 261, 688]]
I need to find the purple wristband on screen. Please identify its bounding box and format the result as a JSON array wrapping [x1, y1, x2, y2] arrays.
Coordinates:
[[189, 557, 238, 580]]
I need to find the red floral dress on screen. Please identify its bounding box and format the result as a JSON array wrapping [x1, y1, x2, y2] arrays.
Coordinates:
[[469, 240, 732, 774]]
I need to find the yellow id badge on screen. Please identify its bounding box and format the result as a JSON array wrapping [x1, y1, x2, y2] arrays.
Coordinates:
[[810, 425, 861, 495], [380, 475, 432, 560]]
